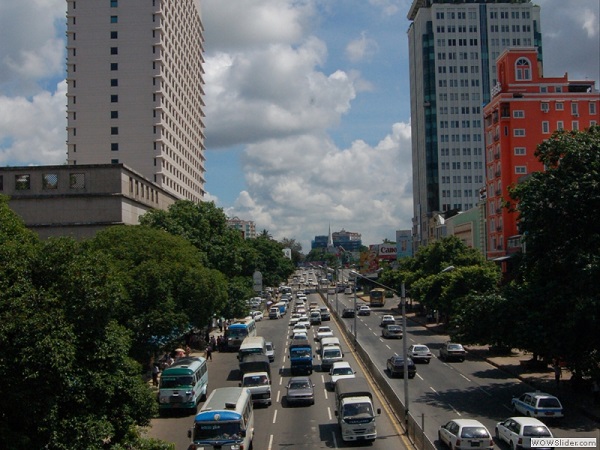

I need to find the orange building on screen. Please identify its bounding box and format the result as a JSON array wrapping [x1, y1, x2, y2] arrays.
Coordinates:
[[483, 48, 599, 261]]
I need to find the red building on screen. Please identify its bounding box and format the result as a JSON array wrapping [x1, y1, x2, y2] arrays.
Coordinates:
[[483, 48, 599, 261]]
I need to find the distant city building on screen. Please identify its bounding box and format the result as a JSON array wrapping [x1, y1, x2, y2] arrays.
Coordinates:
[[332, 229, 362, 252], [483, 48, 599, 261], [444, 204, 486, 254], [408, 0, 543, 250], [0, 164, 178, 239], [311, 235, 329, 250], [227, 216, 256, 239], [66, 0, 206, 202]]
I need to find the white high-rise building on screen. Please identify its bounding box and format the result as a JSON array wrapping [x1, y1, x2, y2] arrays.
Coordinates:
[[407, 0, 541, 248], [66, 0, 206, 202]]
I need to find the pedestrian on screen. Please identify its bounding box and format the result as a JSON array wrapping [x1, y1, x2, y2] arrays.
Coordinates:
[[553, 359, 561, 387], [205, 344, 213, 361], [152, 364, 160, 387], [185, 345, 191, 356], [216, 336, 223, 352]]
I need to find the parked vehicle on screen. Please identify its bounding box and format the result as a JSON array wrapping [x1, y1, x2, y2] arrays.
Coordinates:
[[386, 355, 416, 378], [158, 357, 208, 414], [289, 338, 313, 375], [239, 371, 271, 406], [188, 387, 254, 450], [495, 416, 554, 450], [382, 324, 402, 339], [438, 419, 494, 450], [334, 378, 381, 442], [408, 344, 432, 363], [285, 376, 315, 406], [511, 392, 564, 419], [250, 310, 263, 321], [439, 341, 466, 362]]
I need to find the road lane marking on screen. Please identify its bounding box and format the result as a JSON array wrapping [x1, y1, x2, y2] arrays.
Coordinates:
[[460, 374, 471, 382], [272, 409, 278, 423], [268, 434, 274, 450], [478, 387, 493, 397], [276, 390, 281, 403], [327, 406, 332, 420], [416, 373, 424, 381], [386, 344, 391, 350], [279, 376, 283, 386], [448, 404, 461, 416], [430, 386, 438, 394], [324, 389, 328, 400]]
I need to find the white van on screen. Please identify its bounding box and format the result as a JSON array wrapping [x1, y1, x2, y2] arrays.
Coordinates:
[[238, 336, 267, 361], [320, 337, 341, 354]]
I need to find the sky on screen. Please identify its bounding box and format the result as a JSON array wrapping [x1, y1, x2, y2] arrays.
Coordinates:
[[0, 0, 599, 253]]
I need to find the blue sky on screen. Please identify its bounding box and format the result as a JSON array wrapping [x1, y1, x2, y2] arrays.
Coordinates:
[[0, 0, 599, 252]]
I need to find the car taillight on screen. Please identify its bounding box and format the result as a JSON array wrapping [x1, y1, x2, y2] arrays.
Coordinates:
[[518, 438, 523, 445], [489, 439, 494, 447], [456, 439, 461, 446]]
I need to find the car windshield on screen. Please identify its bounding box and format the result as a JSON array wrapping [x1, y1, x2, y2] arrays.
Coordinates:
[[343, 403, 373, 418], [523, 426, 552, 437], [194, 421, 242, 441], [160, 376, 194, 388], [538, 397, 561, 408], [243, 375, 269, 386], [448, 344, 463, 350], [289, 380, 311, 390], [228, 328, 248, 338], [460, 427, 490, 438], [333, 368, 353, 376], [324, 349, 341, 358], [414, 346, 428, 352], [265, 343, 273, 351]]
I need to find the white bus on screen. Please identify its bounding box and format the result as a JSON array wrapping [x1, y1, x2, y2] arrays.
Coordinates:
[[188, 387, 254, 450], [238, 336, 267, 361], [158, 357, 208, 414]]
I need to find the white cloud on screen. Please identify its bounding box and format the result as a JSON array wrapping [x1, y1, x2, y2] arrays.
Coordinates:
[[345, 32, 379, 63]]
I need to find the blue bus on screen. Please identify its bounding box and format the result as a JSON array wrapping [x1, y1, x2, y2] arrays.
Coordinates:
[[158, 357, 208, 414], [188, 387, 254, 450], [226, 317, 257, 350]]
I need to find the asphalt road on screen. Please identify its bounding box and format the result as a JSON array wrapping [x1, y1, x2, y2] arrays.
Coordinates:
[[329, 290, 600, 448], [146, 291, 407, 449]]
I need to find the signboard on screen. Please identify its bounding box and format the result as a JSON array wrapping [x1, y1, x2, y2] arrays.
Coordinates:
[[378, 244, 397, 259], [253, 270, 263, 292]]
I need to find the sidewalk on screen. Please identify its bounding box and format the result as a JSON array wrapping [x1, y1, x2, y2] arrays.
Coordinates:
[[403, 308, 600, 424]]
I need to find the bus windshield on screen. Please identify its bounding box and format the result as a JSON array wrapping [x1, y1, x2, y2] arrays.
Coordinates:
[[228, 328, 248, 339], [160, 376, 193, 388], [194, 421, 243, 441]]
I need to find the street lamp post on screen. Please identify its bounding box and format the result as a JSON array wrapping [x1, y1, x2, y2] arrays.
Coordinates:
[[349, 270, 409, 427]]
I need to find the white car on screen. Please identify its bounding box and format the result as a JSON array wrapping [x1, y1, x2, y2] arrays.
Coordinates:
[[291, 332, 308, 341], [380, 314, 396, 326], [408, 344, 433, 363], [289, 313, 301, 327], [511, 392, 564, 418], [297, 318, 311, 329], [329, 361, 356, 388], [438, 419, 494, 450], [290, 324, 308, 337], [357, 305, 371, 316], [315, 326, 334, 341], [250, 310, 263, 321], [495, 417, 553, 450]]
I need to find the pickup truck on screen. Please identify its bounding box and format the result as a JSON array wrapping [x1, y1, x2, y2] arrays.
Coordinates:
[[335, 378, 381, 442], [289, 338, 313, 375]]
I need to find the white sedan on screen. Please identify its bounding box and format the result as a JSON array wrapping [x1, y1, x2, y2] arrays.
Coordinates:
[[315, 326, 333, 341], [438, 419, 494, 450]]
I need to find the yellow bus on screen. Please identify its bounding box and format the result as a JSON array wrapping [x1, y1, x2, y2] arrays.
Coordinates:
[[369, 288, 386, 307]]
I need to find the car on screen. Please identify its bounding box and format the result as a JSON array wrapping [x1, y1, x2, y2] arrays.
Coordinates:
[[309, 311, 322, 325], [382, 324, 403, 339], [439, 341, 466, 362], [357, 305, 371, 316], [295, 307, 306, 315], [380, 315, 396, 327], [297, 317, 311, 329], [329, 361, 356, 388], [386, 355, 416, 378], [407, 344, 432, 363], [495, 417, 554, 450], [291, 332, 308, 341], [289, 313, 301, 326], [319, 307, 331, 321], [344, 286, 353, 295], [316, 326, 334, 341], [511, 392, 564, 419], [250, 310, 263, 321], [265, 341, 275, 362], [438, 419, 494, 450], [341, 308, 355, 318], [285, 376, 315, 405], [290, 324, 308, 337], [268, 307, 281, 319]]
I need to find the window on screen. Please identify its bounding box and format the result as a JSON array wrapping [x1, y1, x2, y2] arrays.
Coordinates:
[[111, 127, 119, 135], [111, 110, 118, 119], [541, 102, 549, 112], [111, 63, 118, 70], [110, 47, 118, 55], [110, 0, 118, 6], [111, 31, 118, 39], [15, 174, 31, 190], [542, 121, 550, 134], [110, 79, 118, 87], [572, 103, 579, 116], [514, 147, 526, 155], [110, 15, 118, 23], [111, 143, 119, 151], [556, 102, 564, 111], [514, 129, 526, 137], [43, 173, 58, 190], [515, 166, 527, 174], [557, 121, 564, 130], [513, 110, 524, 118], [111, 159, 119, 164], [515, 57, 531, 80], [572, 121, 579, 131], [111, 95, 118, 102]]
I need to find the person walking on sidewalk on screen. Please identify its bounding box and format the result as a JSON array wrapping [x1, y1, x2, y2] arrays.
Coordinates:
[[152, 364, 160, 387], [205, 343, 213, 361], [553, 359, 561, 387]]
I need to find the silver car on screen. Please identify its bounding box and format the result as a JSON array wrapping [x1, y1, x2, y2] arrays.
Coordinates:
[[408, 344, 432, 363], [286, 376, 315, 406], [265, 341, 275, 362]]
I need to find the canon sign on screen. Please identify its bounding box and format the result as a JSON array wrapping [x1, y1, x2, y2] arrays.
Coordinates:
[[378, 244, 397, 257]]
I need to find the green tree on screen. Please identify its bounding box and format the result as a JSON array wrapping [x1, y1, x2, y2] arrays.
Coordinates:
[[508, 126, 600, 375], [246, 235, 295, 288], [280, 237, 303, 266]]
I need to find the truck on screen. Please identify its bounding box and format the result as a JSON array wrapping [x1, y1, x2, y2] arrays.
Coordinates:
[[334, 378, 381, 442], [289, 338, 313, 375], [239, 354, 271, 379], [239, 371, 271, 406]]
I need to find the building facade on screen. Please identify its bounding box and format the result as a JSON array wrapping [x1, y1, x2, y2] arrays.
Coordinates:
[[227, 216, 257, 239], [65, 0, 206, 202], [483, 48, 599, 260], [0, 164, 178, 239], [407, 0, 542, 250]]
